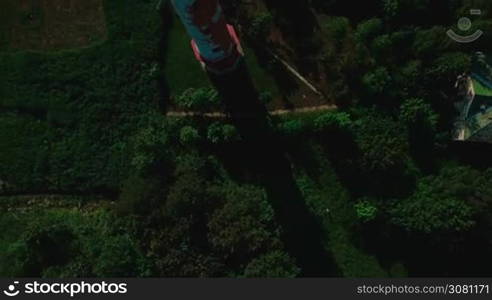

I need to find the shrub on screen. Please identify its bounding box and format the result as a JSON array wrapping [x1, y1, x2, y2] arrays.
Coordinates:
[[179, 125, 201, 145], [354, 199, 378, 223], [412, 27, 452, 59], [395, 60, 422, 94], [324, 16, 351, 41], [175, 88, 219, 111], [427, 52, 472, 82], [207, 184, 279, 260], [207, 122, 240, 144], [130, 121, 170, 174], [278, 119, 306, 137], [362, 67, 392, 95], [399, 98, 438, 129], [382, 0, 399, 19], [371, 34, 392, 60], [221, 124, 240, 142], [354, 110, 408, 173], [355, 18, 383, 44], [259, 91, 273, 105], [314, 112, 352, 132], [243, 251, 300, 278]]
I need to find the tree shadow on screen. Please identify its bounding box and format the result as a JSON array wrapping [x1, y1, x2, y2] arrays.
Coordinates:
[[281, 137, 323, 182], [207, 60, 339, 276], [407, 123, 438, 174], [263, 0, 318, 45], [450, 142, 492, 170], [362, 222, 492, 276], [156, 1, 173, 113], [270, 61, 300, 105], [246, 44, 300, 101], [316, 131, 364, 194], [0, 106, 47, 121], [316, 130, 416, 199]]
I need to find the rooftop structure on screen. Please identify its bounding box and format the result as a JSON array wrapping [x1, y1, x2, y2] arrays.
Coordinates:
[[454, 53, 492, 143]]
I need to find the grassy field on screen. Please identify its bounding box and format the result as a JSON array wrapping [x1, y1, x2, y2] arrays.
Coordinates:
[[0, 0, 107, 51], [164, 15, 211, 94]]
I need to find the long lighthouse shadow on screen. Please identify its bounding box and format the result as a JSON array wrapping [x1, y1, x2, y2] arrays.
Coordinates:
[[156, 1, 174, 114], [207, 61, 339, 276]]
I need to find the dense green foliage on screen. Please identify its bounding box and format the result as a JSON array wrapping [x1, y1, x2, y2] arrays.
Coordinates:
[[175, 88, 220, 111], [1, 0, 492, 278], [0, 207, 149, 277]]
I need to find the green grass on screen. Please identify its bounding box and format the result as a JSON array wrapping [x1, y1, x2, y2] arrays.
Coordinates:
[[473, 79, 492, 96]]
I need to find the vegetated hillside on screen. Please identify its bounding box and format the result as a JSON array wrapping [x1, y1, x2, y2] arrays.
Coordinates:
[[1, 0, 492, 277]]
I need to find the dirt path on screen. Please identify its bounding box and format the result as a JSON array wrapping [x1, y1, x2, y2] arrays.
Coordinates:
[[166, 103, 337, 118]]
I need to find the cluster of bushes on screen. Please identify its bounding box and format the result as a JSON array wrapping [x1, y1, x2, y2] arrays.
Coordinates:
[[0, 208, 150, 277], [116, 151, 300, 277], [174, 88, 220, 111]]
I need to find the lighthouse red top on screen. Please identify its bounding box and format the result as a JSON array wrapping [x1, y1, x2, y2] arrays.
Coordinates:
[[171, 0, 242, 74]]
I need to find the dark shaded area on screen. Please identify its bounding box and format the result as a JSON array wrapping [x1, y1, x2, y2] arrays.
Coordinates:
[[407, 123, 438, 174], [314, 0, 457, 26], [263, 0, 318, 42], [269, 61, 300, 105], [450, 141, 492, 168], [207, 60, 339, 276], [263, 0, 321, 76], [242, 42, 300, 107], [22, 226, 75, 276], [0, 106, 47, 120], [156, 2, 173, 113], [360, 222, 492, 276], [316, 132, 415, 199]]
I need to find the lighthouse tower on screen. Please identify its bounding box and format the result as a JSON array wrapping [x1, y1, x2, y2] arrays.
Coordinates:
[[171, 0, 243, 75]]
